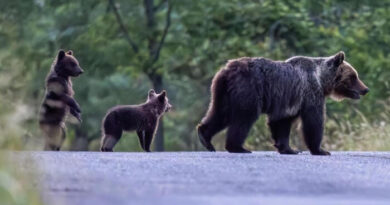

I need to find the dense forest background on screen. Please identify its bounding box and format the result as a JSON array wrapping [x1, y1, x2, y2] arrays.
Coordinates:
[[1, 0, 390, 152]]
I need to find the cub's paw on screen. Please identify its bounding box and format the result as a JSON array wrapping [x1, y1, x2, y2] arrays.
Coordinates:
[[311, 149, 331, 156], [74, 113, 82, 123], [70, 108, 82, 123], [74, 103, 81, 113], [100, 147, 113, 152]]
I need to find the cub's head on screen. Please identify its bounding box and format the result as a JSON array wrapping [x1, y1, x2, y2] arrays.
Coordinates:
[[147, 89, 172, 115], [54, 50, 84, 77], [325, 52, 369, 101]]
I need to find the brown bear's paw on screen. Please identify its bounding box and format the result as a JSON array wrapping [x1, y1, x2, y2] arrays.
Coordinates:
[[197, 125, 216, 152], [226, 146, 252, 153], [311, 149, 331, 156], [278, 147, 300, 155]]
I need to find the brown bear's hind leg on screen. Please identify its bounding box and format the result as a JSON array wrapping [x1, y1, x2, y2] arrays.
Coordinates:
[[198, 110, 228, 152], [197, 123, 225, 152], [268, 117, 299, 155], [225, 110, 258, 153]]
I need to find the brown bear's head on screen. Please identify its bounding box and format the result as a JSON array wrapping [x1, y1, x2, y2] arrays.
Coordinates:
[[54, 50, 84, 77], [147, 89, 172, 115], [327, 52, 369, 101]]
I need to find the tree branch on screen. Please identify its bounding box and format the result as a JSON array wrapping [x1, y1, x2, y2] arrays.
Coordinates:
[[152, 0, 172, 63], [109, 0, 139, 53], [154, 0, 167, 11]]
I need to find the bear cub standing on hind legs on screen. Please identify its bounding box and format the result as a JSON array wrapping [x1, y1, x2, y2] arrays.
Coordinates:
[[39, 50, 84, 151], [100, 89, 172, 152], [197, 51, 369, 155]]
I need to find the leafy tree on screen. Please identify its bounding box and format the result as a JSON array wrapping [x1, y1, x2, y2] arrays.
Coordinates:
[[0, 0, 389, 151]]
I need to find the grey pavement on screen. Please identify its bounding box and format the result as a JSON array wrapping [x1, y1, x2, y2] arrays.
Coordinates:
[[12, 151, 390, 205]]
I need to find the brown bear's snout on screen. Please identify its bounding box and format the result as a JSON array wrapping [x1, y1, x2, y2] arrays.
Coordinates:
[[356, 79, 369, 96], [360, 87, 369, 96]]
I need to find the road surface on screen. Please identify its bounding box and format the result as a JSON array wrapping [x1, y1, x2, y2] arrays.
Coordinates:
[[12, 151, 390, 205]]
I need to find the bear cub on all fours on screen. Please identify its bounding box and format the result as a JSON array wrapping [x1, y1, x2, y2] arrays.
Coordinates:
[[197, 51, 369, 155], [100, 89, 172, 152], [39, 50, 84, 151]]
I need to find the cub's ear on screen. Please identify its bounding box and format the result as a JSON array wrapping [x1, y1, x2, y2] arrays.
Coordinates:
[[66, 50, 73, 55], [158, 90, 166, 101], [57, 50, 66, 61], [148, 89, 156, 98], [330, 51, 345, 68]]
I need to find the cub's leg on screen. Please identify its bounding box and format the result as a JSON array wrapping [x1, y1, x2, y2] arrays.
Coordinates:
[[101, 113, 122, 152], [225, 109, 258, 153], [100, 134, 121, 152], [301, 106, 330, 155], [41, 123, 66, 151], [268, 117, 299, 154], [137, 129, 155, 152], [137, 130, 146, 151], [100, 124, 122, 152]]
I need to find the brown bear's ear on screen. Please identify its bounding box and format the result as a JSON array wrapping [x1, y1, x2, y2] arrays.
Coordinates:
[[66, 50, 73, 55], [332, 51, 345, 68], [148, 89, 156, 99], [158, 90, 166, 101], [57, 50, 66, 61]]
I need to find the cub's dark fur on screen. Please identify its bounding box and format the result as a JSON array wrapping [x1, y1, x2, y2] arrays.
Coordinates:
[[39, 50, 84, 151], [198, 52, 369, 155], [100, 90, 172, 152]]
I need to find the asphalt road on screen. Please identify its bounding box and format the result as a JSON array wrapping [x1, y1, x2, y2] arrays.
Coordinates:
[[12, 151, 390, 205]]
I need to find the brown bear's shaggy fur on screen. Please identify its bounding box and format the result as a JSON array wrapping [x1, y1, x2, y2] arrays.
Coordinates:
[[198, 52, 369, 155], [39, 50, 84, 151], [100, 89, 172, 152]]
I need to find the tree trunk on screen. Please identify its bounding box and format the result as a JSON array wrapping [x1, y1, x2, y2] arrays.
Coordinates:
[[144, 0, 165, 151], [150, 74, 164, 151], [111, 0, 172, 151]]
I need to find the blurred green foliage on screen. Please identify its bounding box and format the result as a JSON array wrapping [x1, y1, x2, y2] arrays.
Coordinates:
[[0, 0, 389, 152], [0, 155, 42, 205]]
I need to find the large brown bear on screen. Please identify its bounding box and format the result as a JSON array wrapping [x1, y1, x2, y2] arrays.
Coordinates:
[[39, 50, 84, 151], [100, 89, 172, 152], [197, 52, 369, 155]]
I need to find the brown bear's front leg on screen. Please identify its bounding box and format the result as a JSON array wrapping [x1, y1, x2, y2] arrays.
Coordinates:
[[268, 117, 299, 155], [301, 106, 330, 156]]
